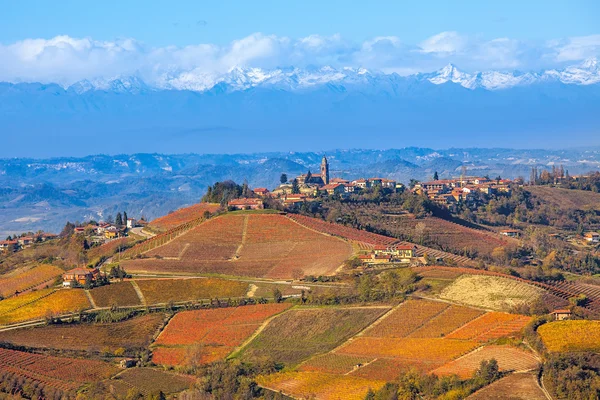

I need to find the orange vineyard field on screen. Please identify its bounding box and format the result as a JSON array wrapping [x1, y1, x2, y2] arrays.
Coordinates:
[[258, 371, 386, 400], [123, 214, 353, 278], [0, 289, 91, 325], [0, 347, 118, 392], [431, 345, 540, 378], [152, 303, 290, 366], [0, 265, 63, 298], [148, 202, 220, 232]]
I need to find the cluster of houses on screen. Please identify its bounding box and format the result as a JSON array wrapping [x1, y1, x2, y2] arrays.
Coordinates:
[[62, 267, 101, 287], [74, 218, 140, 242], [227, 156, 406, 210], [413, 176, 516, 212], [0, 232, 58, 253]]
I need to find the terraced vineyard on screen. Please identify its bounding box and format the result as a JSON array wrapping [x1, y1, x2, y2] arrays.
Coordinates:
[[152, 303, 291, 366], [431, 345, 540, 378], [122, 213, 353, 279], [287, 213, 474, 265], [136, 278, 249, 304], [0, 313, 165, 353], [0, 289, 91, 325], [239, 306, 389, 366], [440, 275, 544, 311], [0, 347, 118, 392], [148, 202, 220, 232], [538, 320, 600, 352], [468, 372, 548, 400], [261, 298, 534, 397], [0, 265, 63, 298]]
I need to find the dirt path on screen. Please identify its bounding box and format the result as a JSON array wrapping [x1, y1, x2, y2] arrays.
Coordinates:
[[233, 215, 250, 259], [84, 289, 98, 309], [246, 284, 258, 298], [130, 280, 147, 306]]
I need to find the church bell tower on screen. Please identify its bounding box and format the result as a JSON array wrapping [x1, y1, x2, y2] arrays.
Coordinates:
[[320, 155, 329, 185]]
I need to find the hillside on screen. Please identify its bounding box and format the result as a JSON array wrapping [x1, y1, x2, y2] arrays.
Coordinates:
[[121, 212, 354, 279], [526, 186, 600, 211], [147, 202, 221, 232]]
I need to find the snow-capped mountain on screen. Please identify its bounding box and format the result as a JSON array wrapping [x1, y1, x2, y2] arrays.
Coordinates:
[[63, 58, 600, 94]]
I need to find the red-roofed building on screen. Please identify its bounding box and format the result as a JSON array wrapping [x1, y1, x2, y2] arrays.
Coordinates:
[[321, 183, 345, 196], [63, 268, 100, 287], [253, 188, 270, 197], [228, 198, 264, 210]]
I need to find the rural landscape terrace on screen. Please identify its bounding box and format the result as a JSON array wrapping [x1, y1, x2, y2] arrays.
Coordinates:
[[2, 1, 600, 399], [1, 155, 600, 399]]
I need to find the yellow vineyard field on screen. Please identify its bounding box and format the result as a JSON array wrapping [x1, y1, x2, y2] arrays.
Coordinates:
[[0, 289, 91, 325], [538, 320, 600, 352]]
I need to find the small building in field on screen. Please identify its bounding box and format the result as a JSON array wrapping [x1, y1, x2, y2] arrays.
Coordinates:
[[228, 198, 264, 210], [500, 229, 520, 238], [358, 254, 392, 265], [551, 309, 572, 321], [126, 218, 137, 229], [62, 268, 100, 287], [584, 232, 600, 243]]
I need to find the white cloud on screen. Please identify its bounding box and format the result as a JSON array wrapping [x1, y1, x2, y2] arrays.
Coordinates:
[[0, 32, 598, 85]]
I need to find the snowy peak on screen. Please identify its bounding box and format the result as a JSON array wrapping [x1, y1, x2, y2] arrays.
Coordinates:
[[60, 59, 600, 94]]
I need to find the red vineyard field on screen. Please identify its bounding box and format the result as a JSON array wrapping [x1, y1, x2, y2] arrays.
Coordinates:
[[287, 214, 473, 266], [0, 348, 119, 392], [152, 303, 291, 366], [123, 214, 353, 279], [148, 203, 220, 232]]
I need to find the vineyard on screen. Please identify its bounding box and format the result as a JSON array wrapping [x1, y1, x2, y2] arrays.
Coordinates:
[[0, 313, 165, 353], [239, 306, 389, 366], [122, 214, 353, 279], [468, 372, 547, 400], [446, 312, 531, 342], [287, 213, 474, 266], [430, 345, 540, 378], [87, 237, 135, 264], [111, 368, 197, 396], [257, 371, 386, 400], [135, 277, 248, 304], [0, 347, 118, 391], [148, 202, 220, 232], [152, 303, 291, 366], [0, 265, 63, 298], [538, 320, 600, 352], [439, 275, 544, 311], [90, 281, 143, 307], [0, 289, 91, 325]]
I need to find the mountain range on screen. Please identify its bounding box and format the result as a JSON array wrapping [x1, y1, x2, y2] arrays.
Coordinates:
[[2, 147, 600, 237]]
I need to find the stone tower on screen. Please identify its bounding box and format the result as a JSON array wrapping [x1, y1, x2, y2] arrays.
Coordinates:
[[320, 155, 330, 185]]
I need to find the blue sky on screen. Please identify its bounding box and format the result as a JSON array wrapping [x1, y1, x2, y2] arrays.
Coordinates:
[[2, 0, 599, 46], [0, 0, 599, 85]]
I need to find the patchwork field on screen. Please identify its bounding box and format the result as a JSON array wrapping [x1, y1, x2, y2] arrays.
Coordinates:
[[239, 306, 389, 366], [467, 372, 547, 400], [538, 320, 600, 352], [90, 281, 142, 307], [108, 368, 196, 396], [123, 213, 353, 279], [257, 371, 386, 400], [148, 202, 220, 232], [152, 303, 291, 366], [0, 289, 91, 325], [0, 264, 63, 298], [272, 299, 532, 389], [440, 275, 544, 311], [431, 345, 540, 379], [136, 277, 248, 304], [0, 347, 119, 392], [0, 313, 165, 353]]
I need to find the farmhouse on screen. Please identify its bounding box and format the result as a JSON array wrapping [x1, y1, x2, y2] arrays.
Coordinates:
[[500, 229, 520, 238], [228, 198, 264, 210], [551, 309, 572, 321], [126, 218, 137, 229], [584, 232, 600, 243], [62, 268, 100, 287], [17, 236, 34, 247], [373, 244, 416, 262], [0, 240, 18, 251], [321, 183, 345, 196], [253, 188, 270, 197], [105, 226, 120, 239]]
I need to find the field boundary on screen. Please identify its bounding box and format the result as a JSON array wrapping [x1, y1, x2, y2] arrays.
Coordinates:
[[130, 281, 147, 306]]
